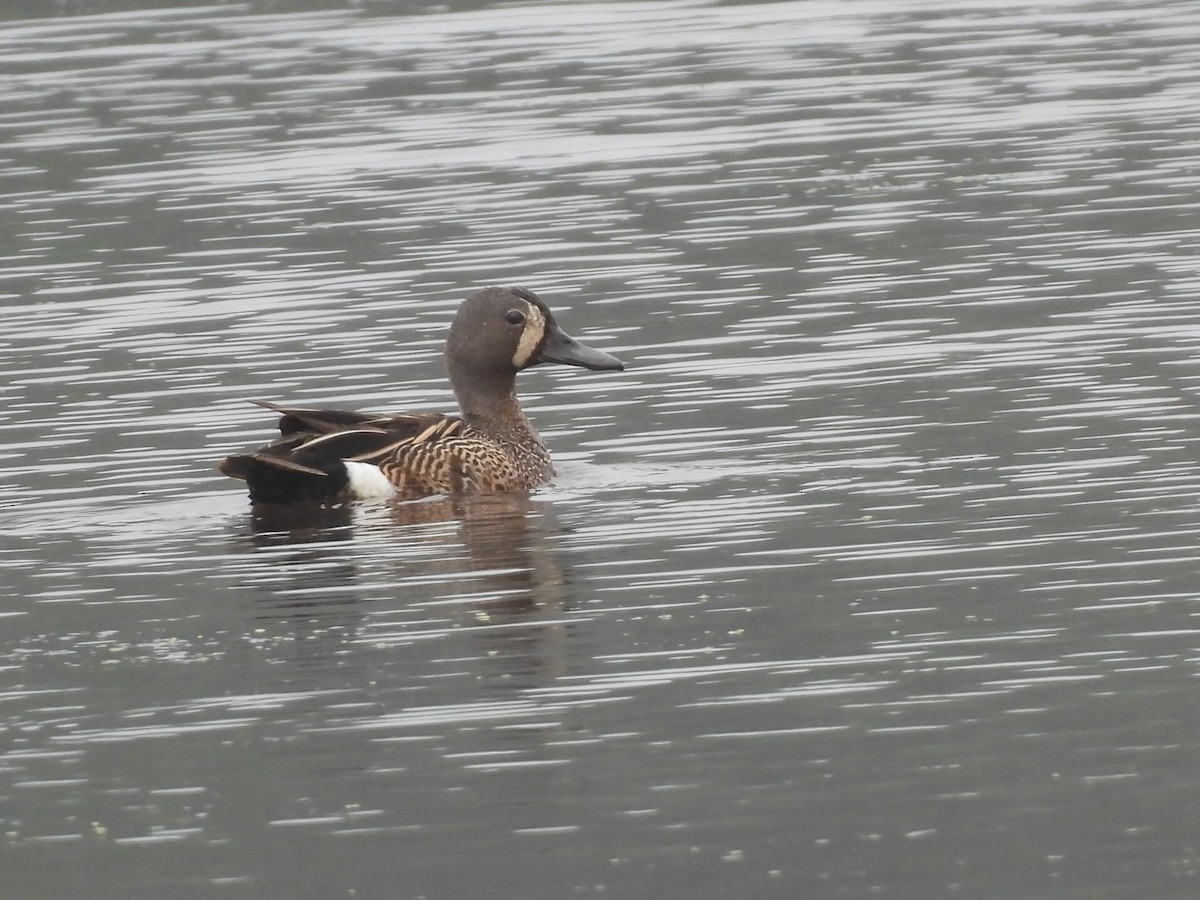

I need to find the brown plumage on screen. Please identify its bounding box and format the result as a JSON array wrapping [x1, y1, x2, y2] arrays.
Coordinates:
[[218, 286, 624, 504]]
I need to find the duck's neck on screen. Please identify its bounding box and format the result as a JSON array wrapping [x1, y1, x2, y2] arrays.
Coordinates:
[[450, 365, 544, 446]]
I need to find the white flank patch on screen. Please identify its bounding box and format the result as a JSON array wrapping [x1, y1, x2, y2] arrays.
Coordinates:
[[511, 302, 546, 368], [343, 461, 396, 499]]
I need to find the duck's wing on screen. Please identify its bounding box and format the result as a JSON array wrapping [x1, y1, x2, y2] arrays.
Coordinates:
[[248, 399, 418, 436], [220, 400, 465, 504]]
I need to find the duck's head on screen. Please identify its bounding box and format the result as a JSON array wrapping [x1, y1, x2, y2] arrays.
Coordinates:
[[445, 286, 625, 383]]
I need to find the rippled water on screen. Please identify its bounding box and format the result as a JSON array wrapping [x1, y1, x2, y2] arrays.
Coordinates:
[[4, 0, 1200, 897]]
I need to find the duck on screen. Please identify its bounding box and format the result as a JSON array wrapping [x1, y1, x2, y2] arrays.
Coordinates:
[[218, 286, 624, 504]]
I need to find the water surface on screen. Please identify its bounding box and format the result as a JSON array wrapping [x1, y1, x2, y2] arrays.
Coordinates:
[[3, 1, 1200, 897]]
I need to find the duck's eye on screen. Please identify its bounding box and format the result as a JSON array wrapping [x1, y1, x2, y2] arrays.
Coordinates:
[[505, 309, 526, 326]]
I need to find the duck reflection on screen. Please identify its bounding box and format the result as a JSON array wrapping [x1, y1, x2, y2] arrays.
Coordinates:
[[245, 500, 357, 545], [229, 493, 572, 685]]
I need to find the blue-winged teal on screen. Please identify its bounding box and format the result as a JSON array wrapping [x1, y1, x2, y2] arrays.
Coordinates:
[[219, 286, 624, 503]]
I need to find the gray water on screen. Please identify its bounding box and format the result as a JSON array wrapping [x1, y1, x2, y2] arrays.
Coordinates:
[[3, 0, 1200, 897]]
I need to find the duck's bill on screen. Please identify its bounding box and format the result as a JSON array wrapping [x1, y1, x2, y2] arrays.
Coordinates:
[[536, 324, 625, 371]]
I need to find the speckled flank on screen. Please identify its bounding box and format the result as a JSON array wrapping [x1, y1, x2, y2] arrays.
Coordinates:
[[374, 418, 551, 499]]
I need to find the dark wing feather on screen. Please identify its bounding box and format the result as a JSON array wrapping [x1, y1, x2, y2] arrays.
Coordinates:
[[250, 399, 393, 436], [221, 399, 465, 503], [286, 427, 431, 468]]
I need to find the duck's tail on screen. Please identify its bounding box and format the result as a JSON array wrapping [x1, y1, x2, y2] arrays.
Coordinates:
[[218, 454, 349, 504]]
